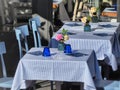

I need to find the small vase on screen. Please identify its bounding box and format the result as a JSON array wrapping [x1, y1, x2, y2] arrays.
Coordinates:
[[58, 42, 65, 51], [91, 16, 98, 23], [84, 24, 91, 32]]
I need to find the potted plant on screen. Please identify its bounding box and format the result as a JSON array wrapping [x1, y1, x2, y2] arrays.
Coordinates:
[[81, 16, 91, 32], [55, 29, 69, 51], [89, 7, 99, 23]]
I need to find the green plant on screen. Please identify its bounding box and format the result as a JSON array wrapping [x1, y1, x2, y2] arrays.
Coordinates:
[[61, 28, 68, 35]]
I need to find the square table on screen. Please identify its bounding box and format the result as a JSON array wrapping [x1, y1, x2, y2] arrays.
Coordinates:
[[102, 8, 117, 18], [11, 47, 101, 90], [49, 22, 120, 71]]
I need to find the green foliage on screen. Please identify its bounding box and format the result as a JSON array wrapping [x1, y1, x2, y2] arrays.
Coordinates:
[[96, 7, 100, 11], [87, 16, 92, 22], [61, 28, 68, 35]]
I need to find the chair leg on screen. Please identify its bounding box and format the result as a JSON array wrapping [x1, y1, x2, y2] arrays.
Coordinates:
[[3, 88, 7, 90], [98, 60, 112, 80]]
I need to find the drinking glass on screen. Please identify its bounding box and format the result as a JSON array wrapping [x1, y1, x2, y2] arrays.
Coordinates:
[[64, 44, 72, 54], [42, 47, 51, 57]]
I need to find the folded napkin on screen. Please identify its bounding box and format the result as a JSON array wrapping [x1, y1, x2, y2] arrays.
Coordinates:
[[28, 51, 42, 56], [66, 52, 87, 57], [67, 32, 76, 35], [98, 24, 116, 28], [65, 23, 82, 26], [93, 33, 112, 37]]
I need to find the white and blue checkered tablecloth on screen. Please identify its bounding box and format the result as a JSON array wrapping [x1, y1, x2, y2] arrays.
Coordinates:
[[11, 48, 101, 90]]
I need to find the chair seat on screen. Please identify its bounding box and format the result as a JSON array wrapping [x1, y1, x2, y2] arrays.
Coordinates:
[[0, 77, 13, 88], [0, 77, 35, 89], [0, 42, 35, 89], [94, 80, 119, 90]]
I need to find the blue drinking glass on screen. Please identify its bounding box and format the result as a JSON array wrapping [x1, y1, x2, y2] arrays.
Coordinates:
[[42, 47, 51, 57], [64, 44, 72, 54], [84, 24, 91, 32]]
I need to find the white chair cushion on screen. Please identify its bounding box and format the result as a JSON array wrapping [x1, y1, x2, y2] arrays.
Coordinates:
[[0, 77, 13, 88]]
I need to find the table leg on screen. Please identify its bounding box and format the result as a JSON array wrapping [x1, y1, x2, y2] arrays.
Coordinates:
[[51, 81, 53, 90], [55, 81, 62, 90]]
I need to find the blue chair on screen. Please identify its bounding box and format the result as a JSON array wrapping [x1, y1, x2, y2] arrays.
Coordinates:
[[0, 41, 35, 90], [0, 41, 13, 89], [29, 16, 41, 27], [94, 80, 120, 90], [29, 18, 42, 47], [29, 17, 53, 89], [14, 25, 29, 59]]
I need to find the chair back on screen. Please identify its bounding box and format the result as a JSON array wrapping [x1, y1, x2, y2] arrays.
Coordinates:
[[0, 42, 7, 77], [17, 25, 29, 37], [29, 19, 41, 47], [29, 16, 41, 28], [14, 25, 29, 59]]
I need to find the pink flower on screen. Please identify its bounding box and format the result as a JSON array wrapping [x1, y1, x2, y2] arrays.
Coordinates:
[[55, 34, 63, 41]]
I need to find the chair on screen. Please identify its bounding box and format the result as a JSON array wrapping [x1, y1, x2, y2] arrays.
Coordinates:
[[72, 1, 89, 21], [0, 41, 35, 90], [94, 80, 120, 90], [14, 25, 29, 59], [29, 18, 42, 47], [29, 20, 50, 88], [29, 16, 41, 28], [0, 41, 13, 89], [29, 17, 54, 89]]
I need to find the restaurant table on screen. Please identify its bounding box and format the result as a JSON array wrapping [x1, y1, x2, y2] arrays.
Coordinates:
[[102, 8, 117, 18], [11, 47, 101, 90], [49, 21, 120, 71]]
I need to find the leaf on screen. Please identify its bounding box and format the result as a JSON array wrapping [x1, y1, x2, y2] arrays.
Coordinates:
[[62, 28, 68, 35], [87, 16, 92, 22]]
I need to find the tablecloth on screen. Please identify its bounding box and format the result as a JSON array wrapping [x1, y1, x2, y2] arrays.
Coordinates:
[[11, 48, 101, 90], [49, 22, 120, 71]]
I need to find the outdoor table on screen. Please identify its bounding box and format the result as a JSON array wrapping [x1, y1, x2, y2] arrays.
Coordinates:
[[102, 8, 117, 18], [49, 21, 120, 71], [11, 48, 101, 90]]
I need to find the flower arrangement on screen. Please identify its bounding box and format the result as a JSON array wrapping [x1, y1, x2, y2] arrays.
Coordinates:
[[81, 16, 91, 25], [81, 16, 91, 32], [55, 28, 69, 43], [89, 7, 97, 17], [89, 7, 99, 23], [55, 29, 69, 51]]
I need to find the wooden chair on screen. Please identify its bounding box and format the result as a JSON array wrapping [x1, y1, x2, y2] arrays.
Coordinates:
[[14, 25, 29, 59], [0, 41, 34, 90], [29, 17, 42, 47], [29, 18, 52, 89], [29, 16, 41, 28], [0, 41, 13, 89], [94, 80, 120, 90]]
